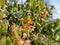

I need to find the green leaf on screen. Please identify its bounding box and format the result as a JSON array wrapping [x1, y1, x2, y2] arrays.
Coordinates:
[[54, 29, 60, 41], [0, 36, 6, 45], [6, 37, 13, 45], [33, 40, 38, 45]]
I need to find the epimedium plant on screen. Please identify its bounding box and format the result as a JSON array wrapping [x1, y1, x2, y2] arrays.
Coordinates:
[[0, 0, 60, 45]]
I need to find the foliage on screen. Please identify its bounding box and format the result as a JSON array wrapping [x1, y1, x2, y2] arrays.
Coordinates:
[[0, 0, 60, 45]]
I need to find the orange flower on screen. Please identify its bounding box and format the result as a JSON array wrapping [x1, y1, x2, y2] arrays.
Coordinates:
[[42, 11, 48, 16], [16, 39, 20, 45], [42, 9, 49, 16], [26, 19, 32, 24], [22, 43, 26, 45], [30, 27, 35, 33], [21, 24, 30, 31], [22, 24, 29, 28], [22, 25, 26, 29], [16, 39, 24, 45], [26, 24, 31, 29]]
